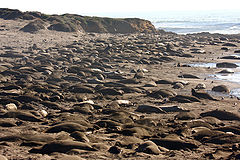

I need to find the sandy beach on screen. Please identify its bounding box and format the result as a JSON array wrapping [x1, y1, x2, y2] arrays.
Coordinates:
[[0, 17, 240, 159]]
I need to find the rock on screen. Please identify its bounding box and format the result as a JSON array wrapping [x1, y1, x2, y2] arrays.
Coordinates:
[[216, 62, 239, 68], [212, 85, 230, 93], [136, 141, 162, 155], [46, 122, 87, 133], [135, 105, 166, 114], [200, 110, 240, 121], [29, 140, 96, 154]]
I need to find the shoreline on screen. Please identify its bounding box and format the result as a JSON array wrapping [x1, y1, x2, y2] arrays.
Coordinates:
[[0, 18, 240, 159]]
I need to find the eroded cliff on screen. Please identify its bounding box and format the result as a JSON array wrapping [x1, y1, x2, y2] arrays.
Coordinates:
[[0, 8, 157, 34]]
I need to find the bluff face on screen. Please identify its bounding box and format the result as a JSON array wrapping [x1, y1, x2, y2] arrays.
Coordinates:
[[0, 8, 157, 34]]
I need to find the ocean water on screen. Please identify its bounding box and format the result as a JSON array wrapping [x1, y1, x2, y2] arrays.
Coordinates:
[[189, 62, 240, 97], [150, 10, 240, 34], [86, 10, 240, 35]]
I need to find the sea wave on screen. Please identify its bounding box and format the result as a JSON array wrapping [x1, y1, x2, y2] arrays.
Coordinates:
[[154, 21, 240, 34], [150, 11, 240, 34]]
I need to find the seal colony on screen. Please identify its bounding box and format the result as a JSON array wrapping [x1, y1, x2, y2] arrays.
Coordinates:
[[0, 8, 240, 160]]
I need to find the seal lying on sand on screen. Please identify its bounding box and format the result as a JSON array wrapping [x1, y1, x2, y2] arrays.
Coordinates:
[[191, 89, 218, 101]]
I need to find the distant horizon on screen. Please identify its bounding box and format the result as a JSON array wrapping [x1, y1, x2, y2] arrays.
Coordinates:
[[2, 7, 240, 21], [2, 0, 240, 19]]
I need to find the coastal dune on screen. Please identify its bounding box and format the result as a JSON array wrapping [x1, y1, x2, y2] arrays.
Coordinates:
[[0, 8, 156, 33]]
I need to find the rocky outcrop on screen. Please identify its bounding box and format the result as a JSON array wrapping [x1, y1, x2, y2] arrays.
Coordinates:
[[0, 8, 157, 34]]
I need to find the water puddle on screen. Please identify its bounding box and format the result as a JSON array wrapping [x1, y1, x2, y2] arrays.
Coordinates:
[[189, 63, 216, 68], [189, 62, 240, 68], [230, 88, 240, 97], [230, 54, 240, 57], [189, 62, 240, 97], [210, 72, 240, 83]]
